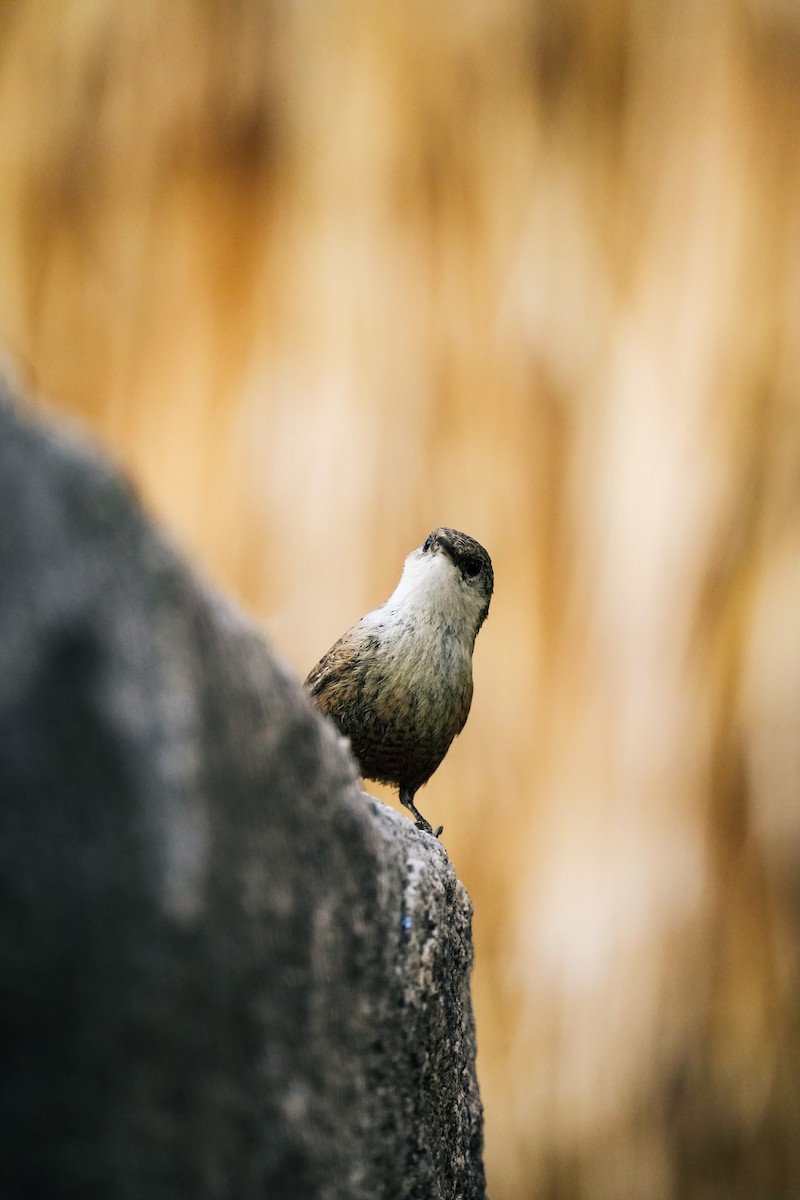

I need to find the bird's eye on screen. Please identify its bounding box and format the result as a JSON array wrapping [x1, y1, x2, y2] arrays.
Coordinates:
[[422, 534, 434, 552], [464, 557, 482, 578]]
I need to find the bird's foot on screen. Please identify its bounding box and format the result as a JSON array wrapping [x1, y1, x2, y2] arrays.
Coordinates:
[[414, 816, 444, 839], [401, 791, 443, 838]]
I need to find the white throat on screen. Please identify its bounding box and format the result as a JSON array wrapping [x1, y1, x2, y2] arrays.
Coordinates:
[[368, 548, 484, 647]]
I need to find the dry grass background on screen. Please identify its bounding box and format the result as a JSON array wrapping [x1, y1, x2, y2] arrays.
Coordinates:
[[2, 2, 800, 1196]]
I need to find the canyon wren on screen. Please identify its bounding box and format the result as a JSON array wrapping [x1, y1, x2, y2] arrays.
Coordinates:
[[305, 528, 493, 837]]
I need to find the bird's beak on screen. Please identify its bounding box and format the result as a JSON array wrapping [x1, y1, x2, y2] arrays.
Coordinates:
[[434, 533, 457, 564]]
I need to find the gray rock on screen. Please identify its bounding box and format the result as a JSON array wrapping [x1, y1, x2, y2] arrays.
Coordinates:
[[0, 382, 486, 1199]]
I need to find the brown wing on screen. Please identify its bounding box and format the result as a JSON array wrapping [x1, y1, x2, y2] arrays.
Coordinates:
[[304, 624, 375, 718], [305, 623, 406, 782]]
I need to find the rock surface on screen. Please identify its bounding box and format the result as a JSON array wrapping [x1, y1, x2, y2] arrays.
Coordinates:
[[0, 383, 486, 1199]]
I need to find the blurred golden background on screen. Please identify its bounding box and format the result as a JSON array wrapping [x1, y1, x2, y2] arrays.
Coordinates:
[[2, 2, 800, 1196]]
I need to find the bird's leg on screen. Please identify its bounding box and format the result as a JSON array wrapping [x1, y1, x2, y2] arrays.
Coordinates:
[[400, 787, 443, 838]]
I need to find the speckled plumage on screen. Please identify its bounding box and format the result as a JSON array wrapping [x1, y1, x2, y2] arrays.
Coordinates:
[[306, 528, 493, 835]]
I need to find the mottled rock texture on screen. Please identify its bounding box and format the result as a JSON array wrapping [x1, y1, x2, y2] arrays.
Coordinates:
[[0, 385, 486, 1199]]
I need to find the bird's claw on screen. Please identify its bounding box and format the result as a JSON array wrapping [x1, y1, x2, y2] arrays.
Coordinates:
[[415, 818, 444, 839]]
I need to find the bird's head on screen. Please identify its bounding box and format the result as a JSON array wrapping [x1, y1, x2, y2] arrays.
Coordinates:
[[390, 527, 494, 644]]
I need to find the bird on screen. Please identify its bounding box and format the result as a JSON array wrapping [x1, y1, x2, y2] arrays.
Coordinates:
[[305, 527, 493, 837]]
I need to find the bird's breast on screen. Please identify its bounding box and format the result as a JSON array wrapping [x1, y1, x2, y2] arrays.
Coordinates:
[[323, 612, 474, 790], [370, 615, 472, 727]]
